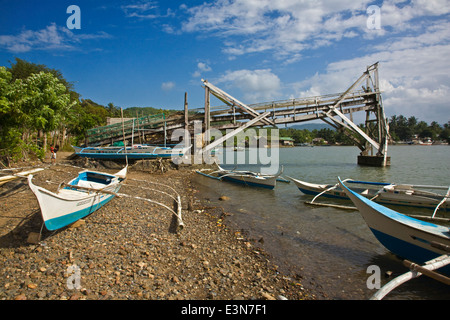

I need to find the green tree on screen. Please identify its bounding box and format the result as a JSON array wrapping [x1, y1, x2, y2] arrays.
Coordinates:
[[440, 122, 450, 143], [407, 116, 418, 134], [65, 99, 109, 145], [0, 67, 22, 161], [8, 58, 75, 93], [17, 72, 69, 135], [316, 128, 336, 144], [0, 67, 70, 162], [107, 102, 121, 117], [415, 121, 428, 136]]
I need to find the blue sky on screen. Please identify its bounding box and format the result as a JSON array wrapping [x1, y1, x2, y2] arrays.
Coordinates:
[[0, 0, 449, 124]]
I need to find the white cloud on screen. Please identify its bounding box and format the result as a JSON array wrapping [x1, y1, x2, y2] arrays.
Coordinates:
[[197, 62, 212, 72], [181, 0, 373, 59], [178, 1, 450, 123], [192, 61, 212, 77], [180, 0, 450, 65], [291, 39, 450, 123], [175, 0, 448, 123], [122, 1, 174, 19], [216, 69, 281, 102], [0, 24, 67, 53], [161, 81, 175, 91], [0, 23, 111, 53]]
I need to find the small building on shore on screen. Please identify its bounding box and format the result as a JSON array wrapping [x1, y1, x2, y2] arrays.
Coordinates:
[[279, 137, 295, 146]]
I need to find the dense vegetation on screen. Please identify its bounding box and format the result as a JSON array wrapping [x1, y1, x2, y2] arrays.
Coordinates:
[[0, 58, 448, 165], [0, 58, 174, 164], [279, 116, 450, 146]]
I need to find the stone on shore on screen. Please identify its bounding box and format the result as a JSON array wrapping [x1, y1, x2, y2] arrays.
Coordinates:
[[0, 161, 314, 300]]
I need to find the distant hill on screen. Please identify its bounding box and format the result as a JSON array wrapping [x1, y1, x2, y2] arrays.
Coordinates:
[[123, 106, 178, 118], [288, 123, 334, 131]]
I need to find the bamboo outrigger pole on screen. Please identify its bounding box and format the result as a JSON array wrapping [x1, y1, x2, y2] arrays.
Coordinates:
[[371, 253, 450, 300], [0, 168, 44, 186]]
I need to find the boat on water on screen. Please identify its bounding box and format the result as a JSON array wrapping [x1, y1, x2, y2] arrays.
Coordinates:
[[419, 138, 433, 145], [196, 164, 287, 189], [339, 178, 450, 298], [338, 178, 450, 271], [72, 144, 190, 160], [28, 166, 127, 231], [288, 176, 450, 212]]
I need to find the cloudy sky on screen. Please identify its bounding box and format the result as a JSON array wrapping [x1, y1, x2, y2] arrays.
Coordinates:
[[0, 0, 449, 124]]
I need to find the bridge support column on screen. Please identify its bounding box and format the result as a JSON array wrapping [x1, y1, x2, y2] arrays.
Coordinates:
[[358, 155, 391, 167]]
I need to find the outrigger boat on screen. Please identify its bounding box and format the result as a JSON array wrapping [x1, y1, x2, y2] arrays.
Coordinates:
[[72, 145, 190, 160], [288, 176, 450, 213], [196, 164, 288, 189], [28, 166, 127, 231], [338, 178, 450, 299]]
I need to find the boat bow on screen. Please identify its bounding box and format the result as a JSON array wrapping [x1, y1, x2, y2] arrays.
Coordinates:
[[338, 177, 450, 266]]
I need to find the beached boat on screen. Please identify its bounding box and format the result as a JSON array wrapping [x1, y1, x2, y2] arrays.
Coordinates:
[[288, 176, 450, 212], [28, 166, 127, 231], [338, 178, 450, 270], [72, 144, 190, 160], [196, 164, 286, 189]]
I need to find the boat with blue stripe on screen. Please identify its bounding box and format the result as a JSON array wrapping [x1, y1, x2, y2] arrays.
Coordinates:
[[28, 166, 127, 231], [338, 178, 450, 274], [196, 164, 288, 189], [72, 144, 189, 160], [288, 176, 450, 212]]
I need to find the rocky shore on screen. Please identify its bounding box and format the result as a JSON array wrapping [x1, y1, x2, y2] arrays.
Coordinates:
[[0, 154, 316, 301]]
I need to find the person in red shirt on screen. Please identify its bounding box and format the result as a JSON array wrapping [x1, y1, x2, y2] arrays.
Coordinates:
[[50, 145, 57, 165]]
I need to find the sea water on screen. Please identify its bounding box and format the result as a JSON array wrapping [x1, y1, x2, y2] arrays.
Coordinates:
[[192, 145, 450, 300]]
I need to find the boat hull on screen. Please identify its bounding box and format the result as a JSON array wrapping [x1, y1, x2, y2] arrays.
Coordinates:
[[28, 168, 125, 231], [72, 145, 188, 160], [36, 189, 118, 230], [75, 152, 180, 160], [220, 174, 276, 189], [339, 179, 450, 272], [196, 165, 283, 189]]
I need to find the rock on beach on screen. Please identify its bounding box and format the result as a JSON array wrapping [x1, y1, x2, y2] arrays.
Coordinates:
[[0, 157, 314, 301]]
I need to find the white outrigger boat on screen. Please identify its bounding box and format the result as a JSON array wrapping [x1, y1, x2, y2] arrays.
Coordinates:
[[338, 178, 450, 299], [28, 166, 127, 231], [288, 176, 450, 214], [196, 164, 288, 189]]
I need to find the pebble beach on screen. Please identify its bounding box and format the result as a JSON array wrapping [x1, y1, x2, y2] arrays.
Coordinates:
[[0, 153, 317, 301]]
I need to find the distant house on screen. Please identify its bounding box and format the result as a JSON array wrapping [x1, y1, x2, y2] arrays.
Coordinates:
[[410, 134, 433, 145], [312, 137, 327, 145], [279, 137, 295, 146]]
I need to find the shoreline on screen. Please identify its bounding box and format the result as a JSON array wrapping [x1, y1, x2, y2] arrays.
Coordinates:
[[0, 153, 317, 300]]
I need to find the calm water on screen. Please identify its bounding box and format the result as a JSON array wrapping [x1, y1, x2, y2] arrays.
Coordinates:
[[192, 145, 450, 300]]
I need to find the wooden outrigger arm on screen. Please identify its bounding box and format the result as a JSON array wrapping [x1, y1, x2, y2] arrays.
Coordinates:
[[371, 246, 450, 300], [59, 179, 184, 231]]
